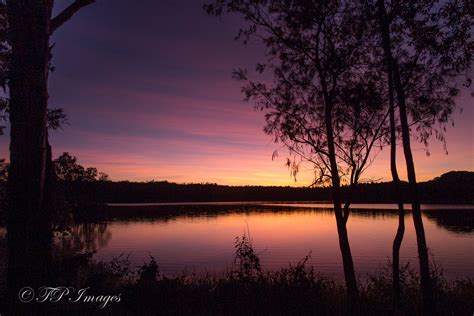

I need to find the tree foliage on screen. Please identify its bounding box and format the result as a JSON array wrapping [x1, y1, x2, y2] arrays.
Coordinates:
[[206, 0, 389, 205], [206, 0, 395, 302], [206, 0, 473, 192], [370, 0, 473, 153], [0, 2, 69, 134], [53, 152, 109, 182]]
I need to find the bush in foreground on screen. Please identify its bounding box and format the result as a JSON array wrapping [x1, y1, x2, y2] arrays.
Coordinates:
[[1, 235, 473, 315]]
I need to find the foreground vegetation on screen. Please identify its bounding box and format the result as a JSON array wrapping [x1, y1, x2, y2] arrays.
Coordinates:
[[1, 234, 472, 315]]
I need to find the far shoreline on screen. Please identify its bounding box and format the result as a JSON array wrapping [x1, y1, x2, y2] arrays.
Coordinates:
[[106, 201, 474, 210]]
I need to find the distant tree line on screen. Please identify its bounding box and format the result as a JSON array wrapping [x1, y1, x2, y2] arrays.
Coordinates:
[[1, 168, 471, 212], [39, 170, 472, 205], [1, 165, 471, 225], [2, 155, 471, 207]]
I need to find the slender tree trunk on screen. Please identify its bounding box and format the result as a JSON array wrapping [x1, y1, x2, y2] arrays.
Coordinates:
[[377, 0, 433, 313], [324, 100, 359, 306], [6, 0, 53, 309], [314, 32, 358, 303], [393, 65, 432, 314], [387, 65, 405, 305]]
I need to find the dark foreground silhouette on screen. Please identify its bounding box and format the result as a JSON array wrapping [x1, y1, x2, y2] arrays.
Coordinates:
[[0, 234, 472, 315]]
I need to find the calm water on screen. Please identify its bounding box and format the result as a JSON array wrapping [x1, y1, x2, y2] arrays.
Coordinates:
[[58, 203, 474, 280]]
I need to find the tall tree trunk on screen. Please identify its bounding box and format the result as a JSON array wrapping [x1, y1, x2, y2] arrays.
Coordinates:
[[393, 63, 432, 315], [6, 0, 53, 309], [324, 98, 359, 306], [315, 34, 358, 303], [387, 65, 405, 305], [377, 0, 433, 313]]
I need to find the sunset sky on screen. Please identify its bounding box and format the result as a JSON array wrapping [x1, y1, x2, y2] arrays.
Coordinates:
[[0, 0, 472, 186]]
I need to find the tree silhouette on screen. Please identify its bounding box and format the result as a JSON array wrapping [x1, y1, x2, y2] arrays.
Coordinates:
[[361, 4, 407, 304], [386, 54, 406, 306], [374, 0, 473, 312], [206, 0, 392, 306], [54, 152, 108, 182], [3, 0, 95, 311], [98, 172, 110, 182]]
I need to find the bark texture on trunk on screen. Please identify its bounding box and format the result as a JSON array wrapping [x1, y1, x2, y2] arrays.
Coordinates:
[[377, 0, 432, 313]]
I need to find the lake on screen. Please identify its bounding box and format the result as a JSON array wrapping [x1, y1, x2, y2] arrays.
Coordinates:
[[54, 203, 474, 280]]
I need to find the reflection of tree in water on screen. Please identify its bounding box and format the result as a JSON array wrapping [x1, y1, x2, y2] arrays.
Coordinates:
[[103, 205, 474, 236], [104, 205, 408, 223], [54, 222, 112, 255], [335, 208, 474, 234], [41, 223, 112, 289], [424, 210, 474, 234]]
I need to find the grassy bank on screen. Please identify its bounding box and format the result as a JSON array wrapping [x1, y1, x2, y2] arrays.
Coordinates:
[[66, 258, 473, 315], [1, 235, 472, 315]]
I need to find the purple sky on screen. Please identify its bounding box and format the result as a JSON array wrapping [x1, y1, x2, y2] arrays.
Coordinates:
[[0, 0, 472, 185]]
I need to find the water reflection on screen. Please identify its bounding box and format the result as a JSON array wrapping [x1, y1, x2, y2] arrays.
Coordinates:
[[424, 209, 474, 233], [103, 204, 474, 233], [87, 205, 474, 279], [54, 222, 112, 256], [2, 205, 472, 281]]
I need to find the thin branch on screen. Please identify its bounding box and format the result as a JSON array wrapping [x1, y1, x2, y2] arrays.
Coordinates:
[[50, 0, 96, 35]]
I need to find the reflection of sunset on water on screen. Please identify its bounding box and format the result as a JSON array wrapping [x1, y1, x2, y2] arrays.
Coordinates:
[[85, 208, 473, 279]]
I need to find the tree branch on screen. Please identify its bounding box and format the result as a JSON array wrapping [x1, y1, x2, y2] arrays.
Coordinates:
[[50, 0, 96, 35]]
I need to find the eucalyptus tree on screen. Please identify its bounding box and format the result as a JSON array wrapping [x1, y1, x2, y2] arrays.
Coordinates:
[[362, 6, 406, 304], [207, 0, 390, 304], [386, 60, 406, 305], [6, 0, 95, 231], [2, 0, 95, 307], [374, 0, 473, 311]]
